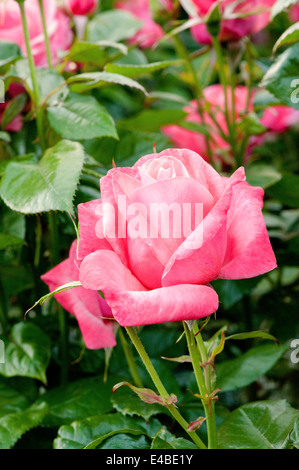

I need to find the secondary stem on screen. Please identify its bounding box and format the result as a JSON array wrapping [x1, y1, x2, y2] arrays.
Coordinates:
[[125, 326, 207, 449], [212, 36, 238, 161], [38, 0, 52, 69], [18, 0, 45, 151], [118, 327, 143, 388], [48, 212, 69, 385]]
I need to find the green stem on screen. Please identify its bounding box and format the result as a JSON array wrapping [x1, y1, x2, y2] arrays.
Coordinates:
[[18, 0, 45, 151], [118, 328, 143, 388], [34, 215, 42, 269], [125, 326, 207, 449], [184, 322, 218, 449], [38, 0, 52, 69], [48, 212, 69, 384], [173, 35, 213, 165]]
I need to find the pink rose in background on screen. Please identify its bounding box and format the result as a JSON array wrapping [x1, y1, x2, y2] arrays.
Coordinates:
[[260, 105, 299, 133], [78, 149, 276, 327], [41, 240, 116, 350], [163, 84, 253, 165], [0, 0, 73, 66], [65, 0, 98, 16], [189, 0, 276, 44], [289, 4, 299, 22], [115, 0, 164, 48], [163, 86, 299, 165]]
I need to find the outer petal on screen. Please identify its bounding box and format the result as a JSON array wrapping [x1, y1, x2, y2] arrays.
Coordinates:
[[219, 182, 277, 279], [41, 241, 116, 349], [79, 249, 218, 326], [108, 284, 219, 326]]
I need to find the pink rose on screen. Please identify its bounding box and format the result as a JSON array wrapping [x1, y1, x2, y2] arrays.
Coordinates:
[[65, 0, 98, 16], [189, 0, 275, 44], [78, 149, 276, 327], [163, 84, 253, 165], [41, 240, 116, 349], [260, 105, 299, 133], [115, 0, 164, 48], [0, 0, 73, 66]]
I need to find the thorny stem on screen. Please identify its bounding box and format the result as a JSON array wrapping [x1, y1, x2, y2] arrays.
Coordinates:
[[125, 326, 207, 449]]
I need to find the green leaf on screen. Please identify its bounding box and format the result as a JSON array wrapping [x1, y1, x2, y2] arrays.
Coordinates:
[[67, 72, 147, 95], [0, 233, 24, 250], [0, 41, 22, 68], [0, 131, 11, 143], [289, 418, 299, 449], [86, 10, 143, 43], [0, 402, 48, 449], [260, 43, 299, 109], [151, 436, 174, 449], [105, 60, 180, 78], [0, 379, 30, 418], [54, 413, 165, 449], [98, 433, 149, 449], [111, 386, 169, 421], [245, 162, 282, 189], [0, 140, 85, 214], [271, 0, 298, 19], [267, 174, 299, 207], [218, 400, 299, 449], [216, 343, 288, 392], [85, 429, 146, 449], [273, 22, 299, 52], [226, 331, 279, 343], [35, 376, 114, 427], [47, 94, 118, 141], [0, 322, 51, 384], [117, 109, 187, 132], [7, 62, 68, 106], [67, 41, 127, 67]]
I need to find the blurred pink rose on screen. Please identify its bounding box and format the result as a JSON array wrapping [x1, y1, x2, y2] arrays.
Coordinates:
[[78, 149, 276, 327], [0, 84, 28, 132], [41, 240, 116, 350], [115, 0, 164, 48], [289, 4, 299, 22], [163, 84, 253, 165], [189, 0, 276, 44], [0, 0, 73, 66], [65, 0, 98, 16], [260, 105, 299, 133]]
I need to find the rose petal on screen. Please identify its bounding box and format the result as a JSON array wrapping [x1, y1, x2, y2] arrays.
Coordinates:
[[219, 182, 277, 279]]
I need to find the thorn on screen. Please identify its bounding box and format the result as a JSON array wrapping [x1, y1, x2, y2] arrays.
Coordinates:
[[112, 157, 116, 168], [153, 142, 157, 153]]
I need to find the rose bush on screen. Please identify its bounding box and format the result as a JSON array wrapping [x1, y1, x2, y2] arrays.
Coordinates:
[[78, 149, 276, 327], [41, 240, 116, 349], [188, 0, 276, 44], [0, 0, 73, 66]]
